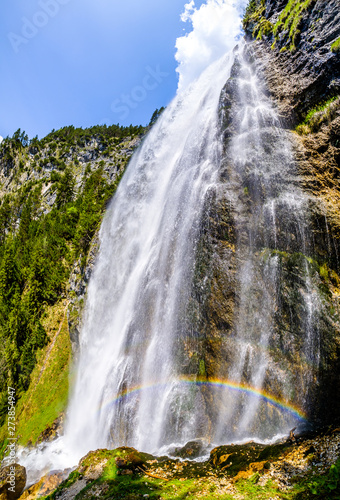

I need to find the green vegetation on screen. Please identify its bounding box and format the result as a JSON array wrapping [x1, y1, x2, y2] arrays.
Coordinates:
[[254, 18, 273, 39], [6, 300, 71, 445], [0, 123, 145, 437], [331, 37, 340, 53], [303, 458, 340, 499], [243, 0, 274, 40], [243, 0, 317, 51], [273, 0, 316, 52], [243, 0, 264, 29], [235, 476, 287, 499], [302, 96, 337, 123], [296, 96, 340, 134], [0, 165, 115, 423], [39, 123, 144, 149], [149, 107, 165, 126]]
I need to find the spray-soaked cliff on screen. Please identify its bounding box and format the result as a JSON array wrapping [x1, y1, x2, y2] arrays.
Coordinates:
[[250, 0, 340, 426], [193, 0, 340, 428]]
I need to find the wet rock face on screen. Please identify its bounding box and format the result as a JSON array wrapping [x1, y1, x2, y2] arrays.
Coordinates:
[[242, 0, 340, 427], [248, 0, 340, 126], [185, 33, 340, 434]]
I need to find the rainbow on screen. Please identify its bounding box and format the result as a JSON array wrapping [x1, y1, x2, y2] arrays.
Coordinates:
[[100, 376, 307, 422]]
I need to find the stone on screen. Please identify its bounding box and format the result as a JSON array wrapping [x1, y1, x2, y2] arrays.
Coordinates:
[[111, 447, 154, 471], [119, 469, 133, 476], [77, 447, 154, 480], [0, 464, 26, 500], [19, 470, 69, 499], [36, 415, 64, 444], [173, 440, 207, 459], [210, 442, 267, 475]]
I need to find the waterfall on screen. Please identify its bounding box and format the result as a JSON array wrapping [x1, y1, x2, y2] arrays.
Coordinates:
[[64, 52, 236, 458], [18, 7, 322, 485], [61, 41, 318, 457], [214, 43, 320, 442]]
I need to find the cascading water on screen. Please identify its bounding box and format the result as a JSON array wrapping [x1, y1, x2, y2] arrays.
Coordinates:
[[18, 0, 322, 484], [64, 52, 236, 457], [19, 12, 244, 478], [214, 43, 320, 442]]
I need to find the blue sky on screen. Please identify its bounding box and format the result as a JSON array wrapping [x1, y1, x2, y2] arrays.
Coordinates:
[[0, 0, 206, 139]]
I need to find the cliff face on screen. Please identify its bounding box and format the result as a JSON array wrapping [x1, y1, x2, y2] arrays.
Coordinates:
[[247, 0, 340, 425], [190, 0, 340, 430], [245, 0, 340, 125]]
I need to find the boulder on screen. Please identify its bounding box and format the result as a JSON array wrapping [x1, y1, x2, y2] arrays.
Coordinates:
[[18, 469, 71, 499], [77, 447, 154, 479], [173, 440, 207, 459], [112, 447, 154, 473], [209, 442, 267, 475], [0, 464, 26, 500]]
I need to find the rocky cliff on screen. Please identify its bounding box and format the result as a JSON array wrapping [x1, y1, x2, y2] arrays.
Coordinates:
[[244, 0, 340, 125], [245, 0, 340, 425], [184, 0, 340, 434]]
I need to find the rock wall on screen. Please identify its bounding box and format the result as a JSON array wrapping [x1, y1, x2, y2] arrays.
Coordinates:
[[186, 0, 340, 431], [246, 0, 340, 425], [244, 0, 340, 125]]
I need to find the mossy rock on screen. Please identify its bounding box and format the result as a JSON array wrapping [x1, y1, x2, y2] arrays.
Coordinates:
[[43, 447, 156, 499], [78, 447, 154, 478], [257, 442, 290, 461], [173, 440, 207, 459], [209, 442, 265, 475]]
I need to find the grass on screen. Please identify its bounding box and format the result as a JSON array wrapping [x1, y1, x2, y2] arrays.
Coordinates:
[[235, 475, 289, 499], [243, 0, 317, 50], [0, 300, 71, 449], [303, 96, 338, 123], [296, 96, 340, 134], [331, 37, 340, 53], [76, 475, 236, 500], [273, 0, 316, 52]]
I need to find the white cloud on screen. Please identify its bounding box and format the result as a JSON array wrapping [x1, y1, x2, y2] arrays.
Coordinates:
[[175, 0, 248, 91], [0, 136, 3, 144], [180, 0, 195, 22]]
